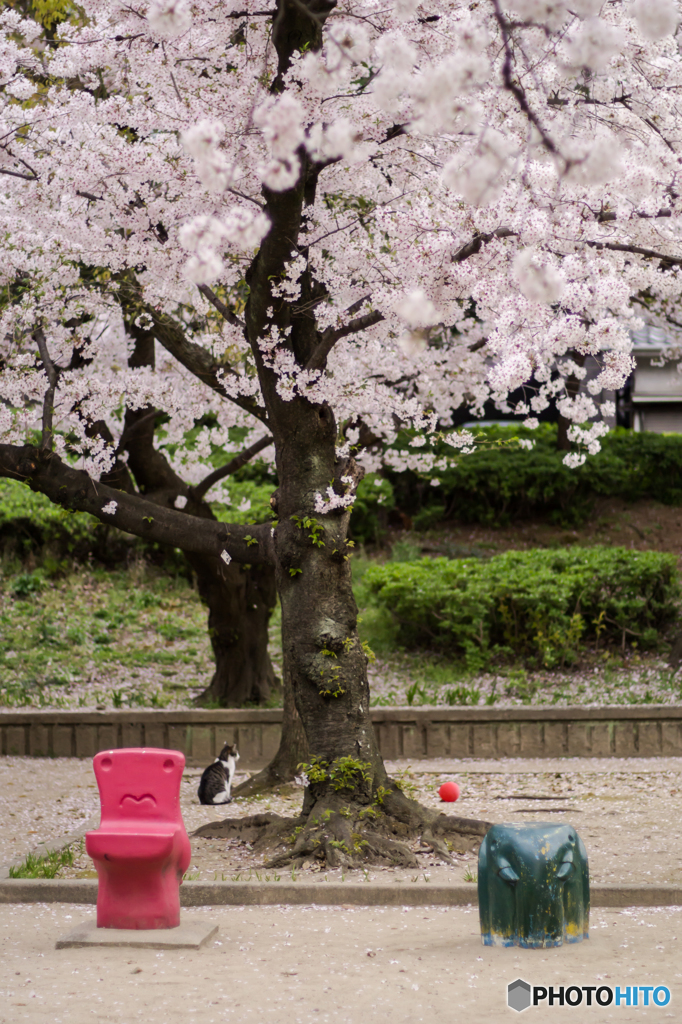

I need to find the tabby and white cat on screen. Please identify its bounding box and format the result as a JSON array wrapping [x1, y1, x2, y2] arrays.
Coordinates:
[[197, 742, 240, 805]]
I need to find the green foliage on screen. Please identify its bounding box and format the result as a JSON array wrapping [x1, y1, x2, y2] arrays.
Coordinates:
[[390, 540, 422, 562], [364, 547, 680, 668], [209, 477, 274, 526], [349, 473, 396, 543], [0, 479, 102, 552], [298, 756, 372, 792], [31, 0, 74, 28], [388, 426, 682, 527], [0, 562, 212, 708], [10, 569, 45, 598], [0, 479, 185, 570], [444, 683, 481, 706], [291, 515, 325, 547], [9, 845, 75, 879]]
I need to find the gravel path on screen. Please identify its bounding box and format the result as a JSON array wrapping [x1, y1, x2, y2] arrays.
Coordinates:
[[0, 758, 100, 870], [0, 903, 680, 1024]]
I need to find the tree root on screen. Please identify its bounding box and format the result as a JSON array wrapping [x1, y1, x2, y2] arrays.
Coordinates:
[[191, 811, 298, 847], [420, 828, 455, 866], [190, 782, 492, 870], [232, 765, 302, 799]]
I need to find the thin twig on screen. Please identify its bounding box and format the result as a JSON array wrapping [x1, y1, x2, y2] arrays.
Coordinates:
[[193, 435, 273, 500], [228, 186, 265, 210], [585, 240, 682, 266], [491, 0, 559, 158], [169, 70, 184, 106], [197, 285, 246, 330]]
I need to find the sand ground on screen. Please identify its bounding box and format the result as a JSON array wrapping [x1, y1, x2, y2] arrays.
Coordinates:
[[2, 755, 682, 1022], [0, 902, 681, 1024], [3, 754, 681, 887]]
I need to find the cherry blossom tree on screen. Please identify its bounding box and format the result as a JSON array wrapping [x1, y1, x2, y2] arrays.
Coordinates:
[[90, 320, 280, 710], [1, 0, 680, 864]]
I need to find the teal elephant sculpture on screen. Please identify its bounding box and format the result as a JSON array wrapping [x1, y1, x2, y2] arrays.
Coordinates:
[[478, 823, 589, 948]]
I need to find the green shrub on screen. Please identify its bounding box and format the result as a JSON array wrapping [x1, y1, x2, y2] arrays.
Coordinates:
[[0, 478, 159, 566], [0, 480, 102, 552], [363, 547, 680, 668], [388, 426, 682, 527], [348, 473, 396, 543]]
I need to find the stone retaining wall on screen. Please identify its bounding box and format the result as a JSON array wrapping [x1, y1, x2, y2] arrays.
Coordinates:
[[2, 705, 682, 765]]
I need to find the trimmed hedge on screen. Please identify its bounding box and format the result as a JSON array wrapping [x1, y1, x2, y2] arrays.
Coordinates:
[[388, 426, 682, 528], [364, 547, 680, 669]]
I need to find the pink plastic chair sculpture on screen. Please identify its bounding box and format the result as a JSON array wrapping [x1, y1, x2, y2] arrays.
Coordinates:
[[85, 748, 192, 930]]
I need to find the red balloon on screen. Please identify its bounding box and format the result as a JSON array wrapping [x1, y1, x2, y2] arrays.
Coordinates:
[[439, 781, 460, 802]]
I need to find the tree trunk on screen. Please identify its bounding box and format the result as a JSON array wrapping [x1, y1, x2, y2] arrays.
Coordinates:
[[187, 553, 279, 707], [190, 151, 492, 867], [121, 324, 279, 709], [233, 665, 308, 796]]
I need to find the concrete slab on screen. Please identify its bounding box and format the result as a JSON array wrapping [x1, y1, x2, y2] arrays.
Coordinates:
[[4, 902, 682, 1024], [55, 916, 218, 950]]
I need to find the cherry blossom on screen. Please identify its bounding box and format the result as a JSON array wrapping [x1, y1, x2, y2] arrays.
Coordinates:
[[2, 0, 682, 507]]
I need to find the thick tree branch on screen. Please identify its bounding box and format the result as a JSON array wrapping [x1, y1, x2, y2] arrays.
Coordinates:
[[116, 275, 266, 421], [114, 409, 159, 456], [148, 307, 268, 423], [586, 240, 682, 266], [0, 444, 275, 565], [306, 310, 384, 371], [451, 227, 518, 263], [34, 328, 58, 451], [193, 434, 274, 501], [598, 208, 672, 222]]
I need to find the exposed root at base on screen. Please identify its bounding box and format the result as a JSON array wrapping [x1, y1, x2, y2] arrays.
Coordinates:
[[191, 788, 490, 870]]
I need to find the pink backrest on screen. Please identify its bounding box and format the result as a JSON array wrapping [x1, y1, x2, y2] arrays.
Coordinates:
[[93, 748, 186, 831]]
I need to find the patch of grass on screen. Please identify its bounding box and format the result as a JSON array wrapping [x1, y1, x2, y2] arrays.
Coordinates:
[[463, 866, 477, 883], [9, 846, 76, 878], [0, 560, 214, 708]]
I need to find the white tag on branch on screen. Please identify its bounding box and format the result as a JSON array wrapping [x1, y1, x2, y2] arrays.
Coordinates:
[[220, 550, 232, 565], [101, 501, 118, 515]]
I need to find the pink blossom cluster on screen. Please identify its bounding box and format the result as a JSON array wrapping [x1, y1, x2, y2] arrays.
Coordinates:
[[2, 0, 682, 500]]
